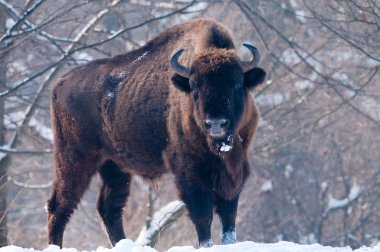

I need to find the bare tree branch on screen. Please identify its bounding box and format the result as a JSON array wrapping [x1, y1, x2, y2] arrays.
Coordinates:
[[0, 0, 198, 98]]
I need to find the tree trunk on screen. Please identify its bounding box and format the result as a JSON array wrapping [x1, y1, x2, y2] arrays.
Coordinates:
[[0, 4, 8, 246]]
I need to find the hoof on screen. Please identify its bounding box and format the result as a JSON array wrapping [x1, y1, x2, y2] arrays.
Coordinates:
[[199, 239, 213, 248], [221, 230, 237, 245]]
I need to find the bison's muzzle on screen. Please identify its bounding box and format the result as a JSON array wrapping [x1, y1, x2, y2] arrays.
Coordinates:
[[204, 117, 230, 139]]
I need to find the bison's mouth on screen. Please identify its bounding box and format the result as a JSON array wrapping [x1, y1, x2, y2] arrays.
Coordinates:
[[208, 134, 234, 155]]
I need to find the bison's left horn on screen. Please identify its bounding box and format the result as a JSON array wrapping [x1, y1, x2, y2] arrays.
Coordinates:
[[241, 43, 261, 73], [171, 48, 191, 78]]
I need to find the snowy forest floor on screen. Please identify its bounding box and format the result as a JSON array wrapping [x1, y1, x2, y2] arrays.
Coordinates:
[[2, 240, 380, 252]]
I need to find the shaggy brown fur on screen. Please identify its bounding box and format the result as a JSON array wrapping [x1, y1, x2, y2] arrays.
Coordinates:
[[47, 18, 266, 248]]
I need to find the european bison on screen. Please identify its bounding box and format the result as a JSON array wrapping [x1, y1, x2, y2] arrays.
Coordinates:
[[47, 18, 266, 248]]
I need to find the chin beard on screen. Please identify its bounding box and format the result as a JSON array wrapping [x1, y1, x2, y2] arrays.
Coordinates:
[[208, 134, 235, 156]]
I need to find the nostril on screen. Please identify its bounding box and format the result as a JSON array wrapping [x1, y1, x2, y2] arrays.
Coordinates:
[[204, 121, 212, 130], [221, 119, 230, 129]]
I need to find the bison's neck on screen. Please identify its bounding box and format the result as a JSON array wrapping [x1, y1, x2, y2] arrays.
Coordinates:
[[214, 158, 250, 200], [214, 138, 249, 200]]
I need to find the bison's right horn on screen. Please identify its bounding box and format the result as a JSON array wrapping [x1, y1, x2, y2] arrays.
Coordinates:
[[171, 48, 191, 78], [241, 43, 261, 73]]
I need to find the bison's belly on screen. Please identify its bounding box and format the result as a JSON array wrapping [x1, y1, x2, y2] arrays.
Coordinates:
[[110, 105, 169, 179], [105, 75, 170, 178]]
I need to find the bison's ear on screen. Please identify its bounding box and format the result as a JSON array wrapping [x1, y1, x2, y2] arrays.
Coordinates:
[[171, 74, 192, 93], [244, 68, 266, 90]]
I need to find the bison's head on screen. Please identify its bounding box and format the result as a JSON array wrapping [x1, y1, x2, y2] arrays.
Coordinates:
[[170, 44, 266, 154]]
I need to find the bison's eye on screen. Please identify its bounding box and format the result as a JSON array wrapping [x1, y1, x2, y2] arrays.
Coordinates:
[[192, 89, 198, 102], [235, 83, 243, 90], [189, 80, 199, 101]]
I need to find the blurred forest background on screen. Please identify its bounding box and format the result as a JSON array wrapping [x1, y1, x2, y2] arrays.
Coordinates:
[[0, 0, 379, 250]]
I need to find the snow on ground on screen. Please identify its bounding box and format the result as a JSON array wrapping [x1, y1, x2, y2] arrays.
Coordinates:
[[28, 118, 54, 144], [260, 180, 273, 193], [3, 239, 380, 252]]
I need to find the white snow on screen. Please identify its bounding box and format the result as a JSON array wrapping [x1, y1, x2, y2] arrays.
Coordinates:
[[299, 233, 317, 245], [29, 118, 54, 144], [7, 60, 29, 75], [4, 111, 26, 129], [0, 144, 12, 152], [134, 176, 150, 192], [136, 201, 185, 246], [349, 185, 361, 200], [107, 91, 115, 98], [295, 80, 314, 91], [198, 239, 213, 248], [73, 51, 94, 62], [220, 142, 232, 152], [321, 181, 328, 192], [289, 0, 308, 23], [326, 184, 361, 212], [255, 92, 290, 107], [280, 48, 303, 65], [112, 71, 127, 80], [359, 97, 380, 121], [185, 2, 208, 17], [284, 164, 293, 179], [4, 240, 380, 252], [5, 17, 15, 30], [221, 230, 237, 245], [0, 152, 6, 161], [0, 144, 11, 161], [134, 51, 148, 63], [261, 180, 273, 193]]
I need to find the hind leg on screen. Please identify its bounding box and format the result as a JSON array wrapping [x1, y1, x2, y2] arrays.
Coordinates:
[[46, 152, 97, 247], [97, 160, 131, 246]]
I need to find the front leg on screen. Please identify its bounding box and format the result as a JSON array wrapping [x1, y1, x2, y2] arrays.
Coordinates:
[[178, 181, 214, 247], [215, 196, 239, 245]]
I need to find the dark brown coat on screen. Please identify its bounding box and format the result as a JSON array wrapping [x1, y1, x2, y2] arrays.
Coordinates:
[[47, 18, 266, 248]]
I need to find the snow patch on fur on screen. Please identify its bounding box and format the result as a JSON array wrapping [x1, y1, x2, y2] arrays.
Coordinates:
[[221, 230, 237, 245]]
